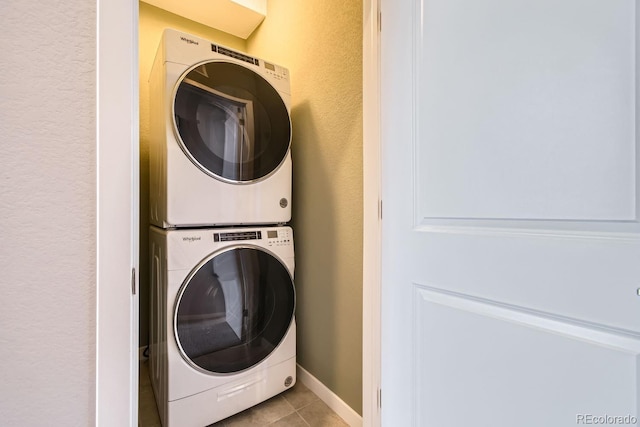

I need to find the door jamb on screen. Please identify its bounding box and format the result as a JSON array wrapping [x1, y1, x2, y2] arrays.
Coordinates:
[[96, 0, 380, 423], [363, 0, 382, 425], [95, 0, 139, 425]]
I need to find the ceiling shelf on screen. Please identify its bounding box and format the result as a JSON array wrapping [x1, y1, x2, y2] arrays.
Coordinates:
[[141, 0, 266, 39]]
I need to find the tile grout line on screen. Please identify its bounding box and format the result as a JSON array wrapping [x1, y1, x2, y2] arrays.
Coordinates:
[[295, 408, 312, 427], [263, 397, 297, 426]]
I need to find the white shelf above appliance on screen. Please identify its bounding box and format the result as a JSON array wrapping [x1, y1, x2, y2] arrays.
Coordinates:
[[141, 0, 267, 39]]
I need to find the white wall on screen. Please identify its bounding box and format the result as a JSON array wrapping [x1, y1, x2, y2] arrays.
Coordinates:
[[0, 1, 97, 425]]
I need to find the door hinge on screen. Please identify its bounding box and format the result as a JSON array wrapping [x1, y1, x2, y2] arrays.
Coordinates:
[[379, 199, 383, 220], [378, 11, 382, 32], [377, 388, 382, 408], [131, 268, 136, 295]]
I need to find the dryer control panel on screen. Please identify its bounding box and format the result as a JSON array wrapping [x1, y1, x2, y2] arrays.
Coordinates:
[[263, 61, 289, 81]]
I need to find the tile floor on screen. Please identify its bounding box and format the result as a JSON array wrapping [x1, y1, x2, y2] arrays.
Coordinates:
[[138, 360, 350, 427]]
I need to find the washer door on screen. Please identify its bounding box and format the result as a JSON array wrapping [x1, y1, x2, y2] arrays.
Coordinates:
[[174, 247, 295, 374], [173, 61, 291, 183]]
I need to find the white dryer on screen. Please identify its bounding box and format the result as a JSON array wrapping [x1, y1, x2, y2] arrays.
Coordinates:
[[149, 29, 292, 228], [149, 225, 296, 426]]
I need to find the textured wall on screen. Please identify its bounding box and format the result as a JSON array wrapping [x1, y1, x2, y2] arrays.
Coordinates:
[[247, 1, 364, 414], [138, 3, 248, 348], [0, 0, 97, 425]]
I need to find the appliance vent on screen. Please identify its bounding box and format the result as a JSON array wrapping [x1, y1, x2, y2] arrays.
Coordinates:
[[211, 44, 260, 66], [214, 231, 262, 242]]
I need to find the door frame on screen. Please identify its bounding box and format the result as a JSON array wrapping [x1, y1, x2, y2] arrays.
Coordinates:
[[362, 0, 382, 425], [96, 0, 381, 424], [95, 0, 139, 425]]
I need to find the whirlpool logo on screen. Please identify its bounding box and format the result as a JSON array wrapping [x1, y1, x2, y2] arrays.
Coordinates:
[[182, 236, 201, 242], [180, 36, 199, 46]]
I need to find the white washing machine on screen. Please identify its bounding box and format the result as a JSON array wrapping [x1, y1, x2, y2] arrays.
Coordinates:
[[149, 225, 296, 426], [149, 28, 292, 228]]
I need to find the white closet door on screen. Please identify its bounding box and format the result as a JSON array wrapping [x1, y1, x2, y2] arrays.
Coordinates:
[[380, 0, 640, 425]]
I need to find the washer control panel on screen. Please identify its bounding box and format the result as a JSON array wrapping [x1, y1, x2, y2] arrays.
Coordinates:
[[266, 228, 292, 247], [213, 228, 293, 248], [214, 231, 261, 242]]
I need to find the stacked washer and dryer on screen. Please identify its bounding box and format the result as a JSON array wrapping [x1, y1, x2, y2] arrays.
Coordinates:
[[148, 29, 296, 426]]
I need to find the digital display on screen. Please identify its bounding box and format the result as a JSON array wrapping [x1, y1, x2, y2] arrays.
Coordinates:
[[265, 62, 276, 71], [267, 230, 278, 239]]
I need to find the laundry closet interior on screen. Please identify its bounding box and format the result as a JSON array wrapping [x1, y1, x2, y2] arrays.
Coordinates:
[[138, 1, 364, 424]]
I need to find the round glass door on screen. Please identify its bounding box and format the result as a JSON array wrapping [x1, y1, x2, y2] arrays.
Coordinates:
[[174, 247, 295, 374], [173, 61, 291, 183]]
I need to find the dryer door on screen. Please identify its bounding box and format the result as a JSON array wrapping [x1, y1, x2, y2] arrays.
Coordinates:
[[173, 61, 291, 183], [174, 247, 295, 374]]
